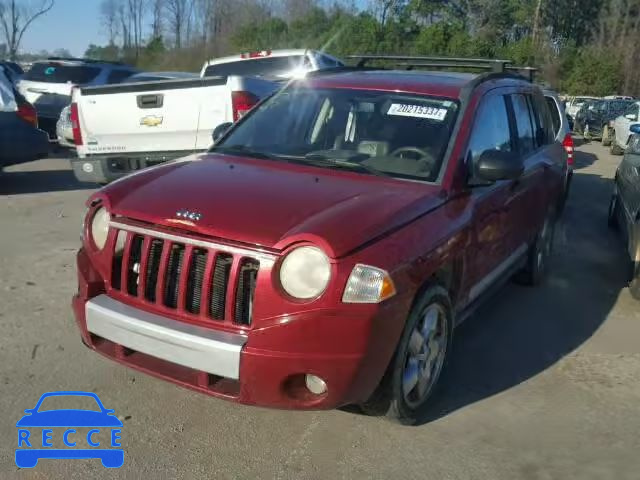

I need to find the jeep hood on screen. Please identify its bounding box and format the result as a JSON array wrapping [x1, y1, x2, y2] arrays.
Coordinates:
[[98, 153, 445, 258]]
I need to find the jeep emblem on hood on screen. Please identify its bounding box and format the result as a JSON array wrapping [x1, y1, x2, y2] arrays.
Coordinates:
[[176, 209, 202, 221]]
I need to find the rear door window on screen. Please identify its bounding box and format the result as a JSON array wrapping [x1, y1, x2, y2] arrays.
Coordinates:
[[510, 94, 535, 155], [529, 94, 554, 146], [467, 95, 512, 165], [544, 97, 561, 137], [23, 63, 101, 84]]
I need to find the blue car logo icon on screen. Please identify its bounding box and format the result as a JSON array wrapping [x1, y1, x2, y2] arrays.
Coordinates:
[[16, 391, 123, 468]]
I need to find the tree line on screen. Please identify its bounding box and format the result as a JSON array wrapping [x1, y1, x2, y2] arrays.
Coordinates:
[[7, 0, 640, 96]]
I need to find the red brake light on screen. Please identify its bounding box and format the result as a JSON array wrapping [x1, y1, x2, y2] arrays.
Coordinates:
[[562, 133, 574, 167], [241, 50, 271, 59], [231, 91, 259, 122], [70, 102, 83, 146], [17, 103, 38, 128]]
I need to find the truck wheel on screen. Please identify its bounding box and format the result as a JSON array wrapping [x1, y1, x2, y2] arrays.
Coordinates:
[[360, 285, 453, 425], [602, 125, 612, 146], [610, 136, 624, 155], [516, 213, 555, 286]]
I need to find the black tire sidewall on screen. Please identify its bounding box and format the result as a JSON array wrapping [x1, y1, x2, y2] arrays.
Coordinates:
[[386, 285, 454, 425]]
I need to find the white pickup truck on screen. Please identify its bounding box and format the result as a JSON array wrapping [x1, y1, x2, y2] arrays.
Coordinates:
[[70, 49, 344, 184]]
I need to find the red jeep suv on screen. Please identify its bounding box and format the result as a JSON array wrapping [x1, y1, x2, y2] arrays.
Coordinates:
[[72, 57, 567, 424]]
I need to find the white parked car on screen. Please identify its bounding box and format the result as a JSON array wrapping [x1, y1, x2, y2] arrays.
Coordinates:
[[566, 96, 600, 120], [70, 50, 344, 184], [610, 101, 640, 155]]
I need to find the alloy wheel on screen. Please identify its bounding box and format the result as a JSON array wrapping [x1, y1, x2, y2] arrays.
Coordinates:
[[402, 304, 448, 408]]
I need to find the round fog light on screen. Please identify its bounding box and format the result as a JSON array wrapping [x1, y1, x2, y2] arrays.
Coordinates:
[[305, 374, 327, 395], [82, 162, 94, 173]]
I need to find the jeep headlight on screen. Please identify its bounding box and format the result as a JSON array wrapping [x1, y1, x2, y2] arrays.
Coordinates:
[[279, 246, 331, 299], [90, 207, 110, 250]]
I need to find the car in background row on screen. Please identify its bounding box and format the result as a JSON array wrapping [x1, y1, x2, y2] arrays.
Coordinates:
[[608, 123, 640, 300], [610, 101, 640, 155], [200, 49, 343, 78], [72, 57, 567, 424], [0, 61, 24, 85], [574, 98, 634, 143], [17, 57, 138, 139], [0, 66, 49, 168], [566, 96, 599, 120], [543, 89, 574, 204], [70, 50, 343, 184], [122, 71, 199, 83]]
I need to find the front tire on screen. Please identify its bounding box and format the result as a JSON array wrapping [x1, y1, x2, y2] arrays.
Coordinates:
[[602, 125, 612, 146], [360, 285, 453, 425], [610, 135, 624, 155]]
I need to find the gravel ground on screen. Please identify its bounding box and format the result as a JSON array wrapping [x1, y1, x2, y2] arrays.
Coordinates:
[[1, 141, 639, 479]]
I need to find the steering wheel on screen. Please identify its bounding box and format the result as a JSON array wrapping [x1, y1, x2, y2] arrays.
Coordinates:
[[390, 146, 430, 160]]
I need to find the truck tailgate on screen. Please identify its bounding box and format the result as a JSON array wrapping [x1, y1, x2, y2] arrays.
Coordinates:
[[76, 77, 229, 156]]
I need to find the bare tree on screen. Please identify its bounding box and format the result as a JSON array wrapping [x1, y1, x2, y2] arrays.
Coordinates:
[[0, 0, 55, 60], [127, 0, 146, 58], [151, 0, 163, 39], [100, 0, 120, 45], [165, 0, 190, 48]]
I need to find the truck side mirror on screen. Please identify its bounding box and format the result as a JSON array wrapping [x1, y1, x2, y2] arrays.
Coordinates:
[[211, 122, 233, 144]]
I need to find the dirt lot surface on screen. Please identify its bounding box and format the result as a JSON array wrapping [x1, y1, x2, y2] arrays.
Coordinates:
[[1, 141, 639, 479]]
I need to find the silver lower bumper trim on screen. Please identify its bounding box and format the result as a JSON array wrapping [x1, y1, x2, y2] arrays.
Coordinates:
[[85, 295, 246, 379]]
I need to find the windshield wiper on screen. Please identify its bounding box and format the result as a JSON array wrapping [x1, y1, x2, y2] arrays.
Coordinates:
[[303, 153, 389, 177], [209, 145, 283, 161]]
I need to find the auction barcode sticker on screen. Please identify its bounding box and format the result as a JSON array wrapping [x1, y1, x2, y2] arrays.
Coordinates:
[[387, 103, 448, 120]]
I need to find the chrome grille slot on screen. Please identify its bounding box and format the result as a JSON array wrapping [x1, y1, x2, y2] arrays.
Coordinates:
[[144, 239, 164, 302], [126, 235, 144, 296], [185, 248, 208, 314], [234, 259, 260, 325], [163, 244, 185, 309], [210, 254, 232, 320]]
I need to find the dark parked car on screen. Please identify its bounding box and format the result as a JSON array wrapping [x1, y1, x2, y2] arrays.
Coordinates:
[[574, 98, 634, 142], [17, 57, 138, 139], [609, 123, 640, 300], [72, 57, 567, 424], [0, 67, 49, 168]]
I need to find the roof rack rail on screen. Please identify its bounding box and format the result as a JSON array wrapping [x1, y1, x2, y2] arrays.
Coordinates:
[[346, 55, 536, 81], [46, 56, 125, 66]]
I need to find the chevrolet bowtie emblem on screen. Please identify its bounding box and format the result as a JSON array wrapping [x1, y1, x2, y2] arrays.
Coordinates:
[[140, 115, 163, 127]]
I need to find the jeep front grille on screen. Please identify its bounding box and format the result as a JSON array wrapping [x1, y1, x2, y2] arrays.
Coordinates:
[[107, 221, 274, 326]]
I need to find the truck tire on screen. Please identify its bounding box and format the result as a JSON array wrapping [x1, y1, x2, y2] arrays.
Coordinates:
[[602, 125, 612, 146], [610, 135, 624, 155], [360, 285, 453, 425], [516, 213, 555, 286]]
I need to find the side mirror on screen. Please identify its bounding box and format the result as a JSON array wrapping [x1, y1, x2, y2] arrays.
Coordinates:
[[211, 122, 233, 144], [625, 113, 638, 121], [475, 150, 524, 183], [629, 124, 640, 134]]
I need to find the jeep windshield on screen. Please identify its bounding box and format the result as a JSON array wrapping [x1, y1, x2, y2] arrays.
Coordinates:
[[213, 87, 459, 182]]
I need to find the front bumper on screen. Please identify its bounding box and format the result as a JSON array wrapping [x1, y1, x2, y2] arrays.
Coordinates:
[[72, 249, 403, 409]]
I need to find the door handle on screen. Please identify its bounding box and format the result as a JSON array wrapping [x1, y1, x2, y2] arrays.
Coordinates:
[[137, 94, 164, 109]]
